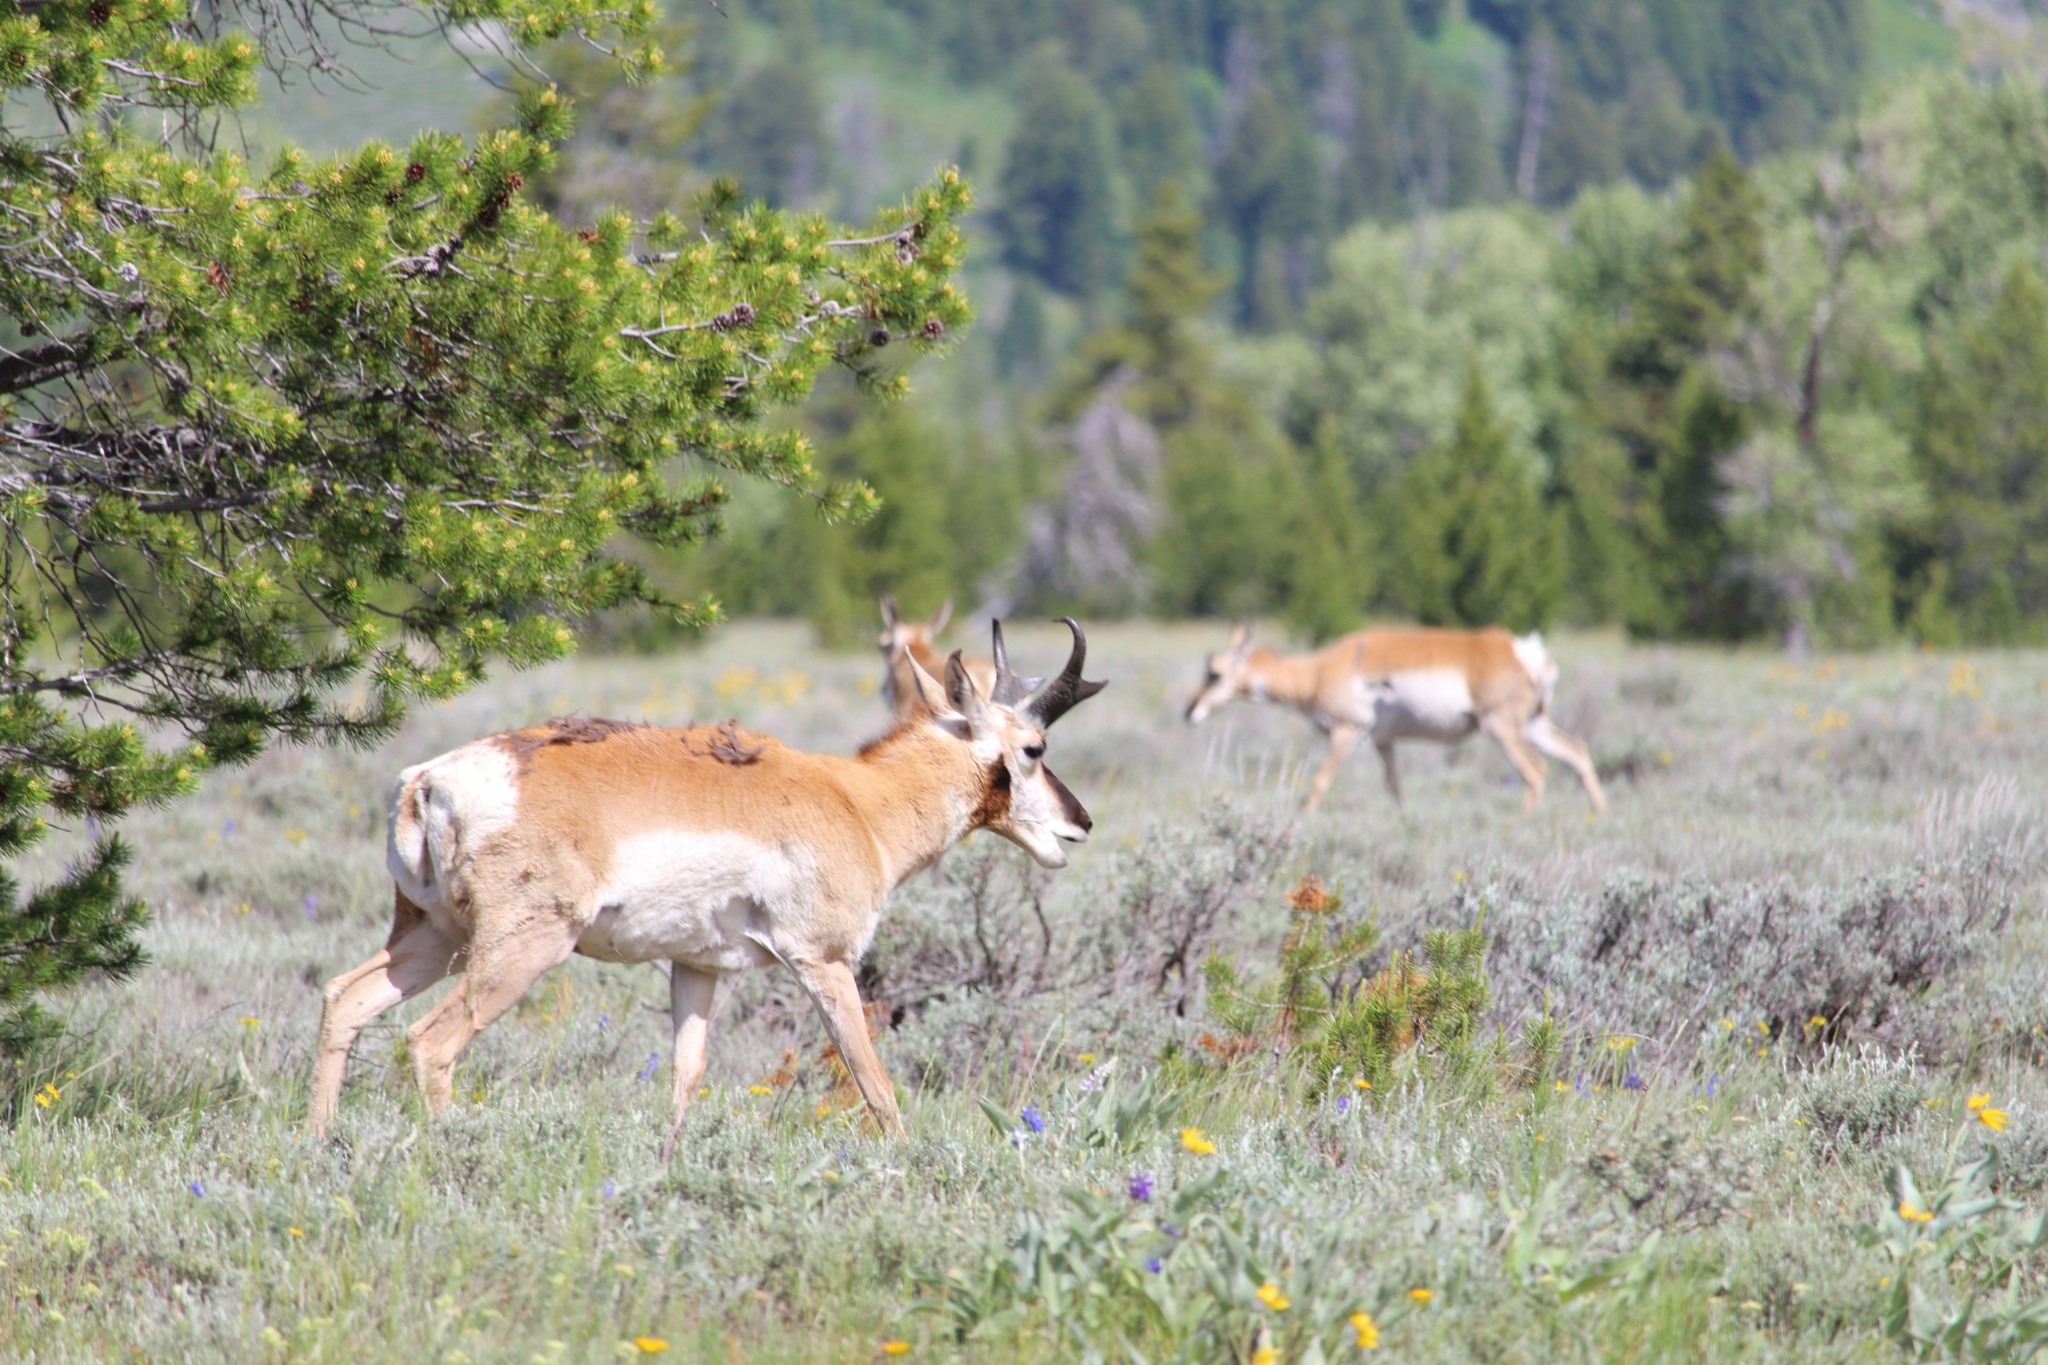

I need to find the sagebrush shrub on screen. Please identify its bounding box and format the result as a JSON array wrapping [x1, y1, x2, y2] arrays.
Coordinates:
[[1466, 846, 2021, 1059]]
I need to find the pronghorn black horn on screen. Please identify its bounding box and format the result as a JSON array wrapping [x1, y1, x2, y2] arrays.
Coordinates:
[[1025, 618, 1107, 727], [988, 619, 1041, 706]]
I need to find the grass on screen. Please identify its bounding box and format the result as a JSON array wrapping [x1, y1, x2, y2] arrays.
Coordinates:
[[4, 622, 2046, 1361]]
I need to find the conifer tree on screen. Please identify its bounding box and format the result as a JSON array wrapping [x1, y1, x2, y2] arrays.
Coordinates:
[[0, 0, 971, 1055], [1387, 363, 1562, 629], [995, 57, 1121, 301], [1911, 263, 2048, 643]]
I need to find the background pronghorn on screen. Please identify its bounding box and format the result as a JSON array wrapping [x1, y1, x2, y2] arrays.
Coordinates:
[[310, 621, 1106, 1152], [1185, 622, 1608, 815], [878, 594, 1004, 717]]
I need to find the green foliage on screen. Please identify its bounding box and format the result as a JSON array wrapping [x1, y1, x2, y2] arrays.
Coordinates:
[[1312, 926, 1492, 1096], [1910, 263, 2048, 644], [0, 0, 972, 1051], [995, 58, 1122, 301], [1386, 363, 1564, 630], [1866, 1153, 2048, 1359], [1201, 876, 1494, 1101]]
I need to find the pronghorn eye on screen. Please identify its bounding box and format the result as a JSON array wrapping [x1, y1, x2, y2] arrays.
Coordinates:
[[1022, 744, 1044, 762]]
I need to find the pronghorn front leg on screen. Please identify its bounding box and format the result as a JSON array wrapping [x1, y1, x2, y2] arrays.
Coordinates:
[[1303, 723, 1361, 812], [660, 965, 718, 1164], [1480, 711, 1548, 813], [792, 957, 904, 1138]]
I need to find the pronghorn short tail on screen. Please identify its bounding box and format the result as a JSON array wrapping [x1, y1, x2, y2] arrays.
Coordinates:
[[1511, 631, 1560, 713]]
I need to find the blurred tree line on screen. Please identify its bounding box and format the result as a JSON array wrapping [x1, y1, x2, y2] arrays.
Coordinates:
[[526, 2, 2046, 649]]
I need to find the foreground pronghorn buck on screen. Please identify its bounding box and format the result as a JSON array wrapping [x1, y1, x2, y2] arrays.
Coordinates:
[[1185, 623, 1608, 816], [877, 594, 1002, 718], [311, 621, 1105, 1151]]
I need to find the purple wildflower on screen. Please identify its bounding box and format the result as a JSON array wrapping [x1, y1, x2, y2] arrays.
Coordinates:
[[1337, 1095, 1351, 1114], [302, 894, 320, 920], [597, 1012, 611, 1034], [1623, 1071, 1645, 1091], [1126, 1172, 1153, 1202], [223, 818, 235, 836], [636, 1052, 659, 1083], [1160, 1221, 1181, 1239], [603, 1179, 618, 1199], [189, 1181, 207, 1197], [1078, 1062, 1112, 1093], [1020, 1105, 1046, 1134], [1146, 1257, 1162, 1274]]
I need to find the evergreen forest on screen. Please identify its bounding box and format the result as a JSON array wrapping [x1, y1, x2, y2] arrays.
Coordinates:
[[543, 0, 2040, 649]]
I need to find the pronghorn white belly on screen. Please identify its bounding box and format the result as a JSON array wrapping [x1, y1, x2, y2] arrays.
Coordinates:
[[577, 831, 811, 973], [1358, 668, 1478, 743]]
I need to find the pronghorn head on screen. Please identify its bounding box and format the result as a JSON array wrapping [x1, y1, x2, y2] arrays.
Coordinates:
[[1185, 621, 1257, 723], [900, 618, 1104, 869], [877, 593, 952, 666]]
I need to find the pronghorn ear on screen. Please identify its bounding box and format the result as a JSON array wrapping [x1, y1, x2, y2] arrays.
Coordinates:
[[879, 593, 900, 629], [929, 597, 953, 636], [944, 650, 993, 730], [1227, 620, 1255, 657], [901, 645, 950, 716]]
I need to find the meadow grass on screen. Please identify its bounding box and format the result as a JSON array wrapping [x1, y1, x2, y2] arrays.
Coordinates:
[[4, 622, 2045, 1362]]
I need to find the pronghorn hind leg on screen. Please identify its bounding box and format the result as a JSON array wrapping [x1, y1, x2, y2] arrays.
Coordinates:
[[660, 964, 719, 1164], [404, 898, 585, 1116], [310, 890, 460, 1135], [1304, 723, 1362, 813], [1526, 714, 1609, 816], [1481, 711, 1549, 814], [791, 957, 903, 1138]]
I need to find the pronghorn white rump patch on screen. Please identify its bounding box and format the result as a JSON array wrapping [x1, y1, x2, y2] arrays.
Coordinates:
[[579, 830, 823, 973], [1513, 632, 1559, 707], [1358, 668, 1479, 742], [385, 739, 523, 915]]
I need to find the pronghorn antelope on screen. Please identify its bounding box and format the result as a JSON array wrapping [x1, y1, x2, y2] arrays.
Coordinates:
[[1185, 623, 1608, 816], [310, 621, 1106, 1152], [877, 594, 1002, 718]]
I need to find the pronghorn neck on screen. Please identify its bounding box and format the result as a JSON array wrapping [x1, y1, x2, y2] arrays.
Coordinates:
[[845, 719, 990, 887], [1243, 648, 1323, 712]]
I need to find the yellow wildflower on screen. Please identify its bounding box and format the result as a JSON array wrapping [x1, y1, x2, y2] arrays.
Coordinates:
[[1251, 1348, 1278, 1365], [632, 1338, 668, 1354], [33, 1083, 60, 1108], [1180, 1127, 1217, 1156], [287, 1227, 304, 1237], [1353, 1078, 1372, 1091], [1898, 1201, 1934, 1224], [1807, 1015, 1828, 1029], [747, 1085, 775, 1097], [1255, 1282, 1290, 1311], [1408, 1287, 1434, 1304], [1350, 1310, 1380, 1348], [1969, 1093, 2009, 1133], [881, 1343, 911, 1357], [1607, 1036, 1637, 1052]]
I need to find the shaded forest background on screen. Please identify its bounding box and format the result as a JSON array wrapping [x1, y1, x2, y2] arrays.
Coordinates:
[[262, 0, 2048, 648]]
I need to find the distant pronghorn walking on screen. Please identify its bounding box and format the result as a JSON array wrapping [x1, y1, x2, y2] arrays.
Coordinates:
[[1185, 623, 1608, 815], [877, 594, 1003, 718]]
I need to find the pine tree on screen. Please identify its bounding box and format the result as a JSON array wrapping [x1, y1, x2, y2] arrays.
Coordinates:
[[996, 57, 1122, 301], [0, 1, 972, 1055], [1387, 363, 1563, 629], [1281, 422, 1375, 643], [1911, 263, 2048, 643]]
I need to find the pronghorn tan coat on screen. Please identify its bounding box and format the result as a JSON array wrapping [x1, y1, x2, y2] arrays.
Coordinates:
[[878, 595, 998, 719], [1185, 624, 1608, 814], [311, 629, 1103, 1153]]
